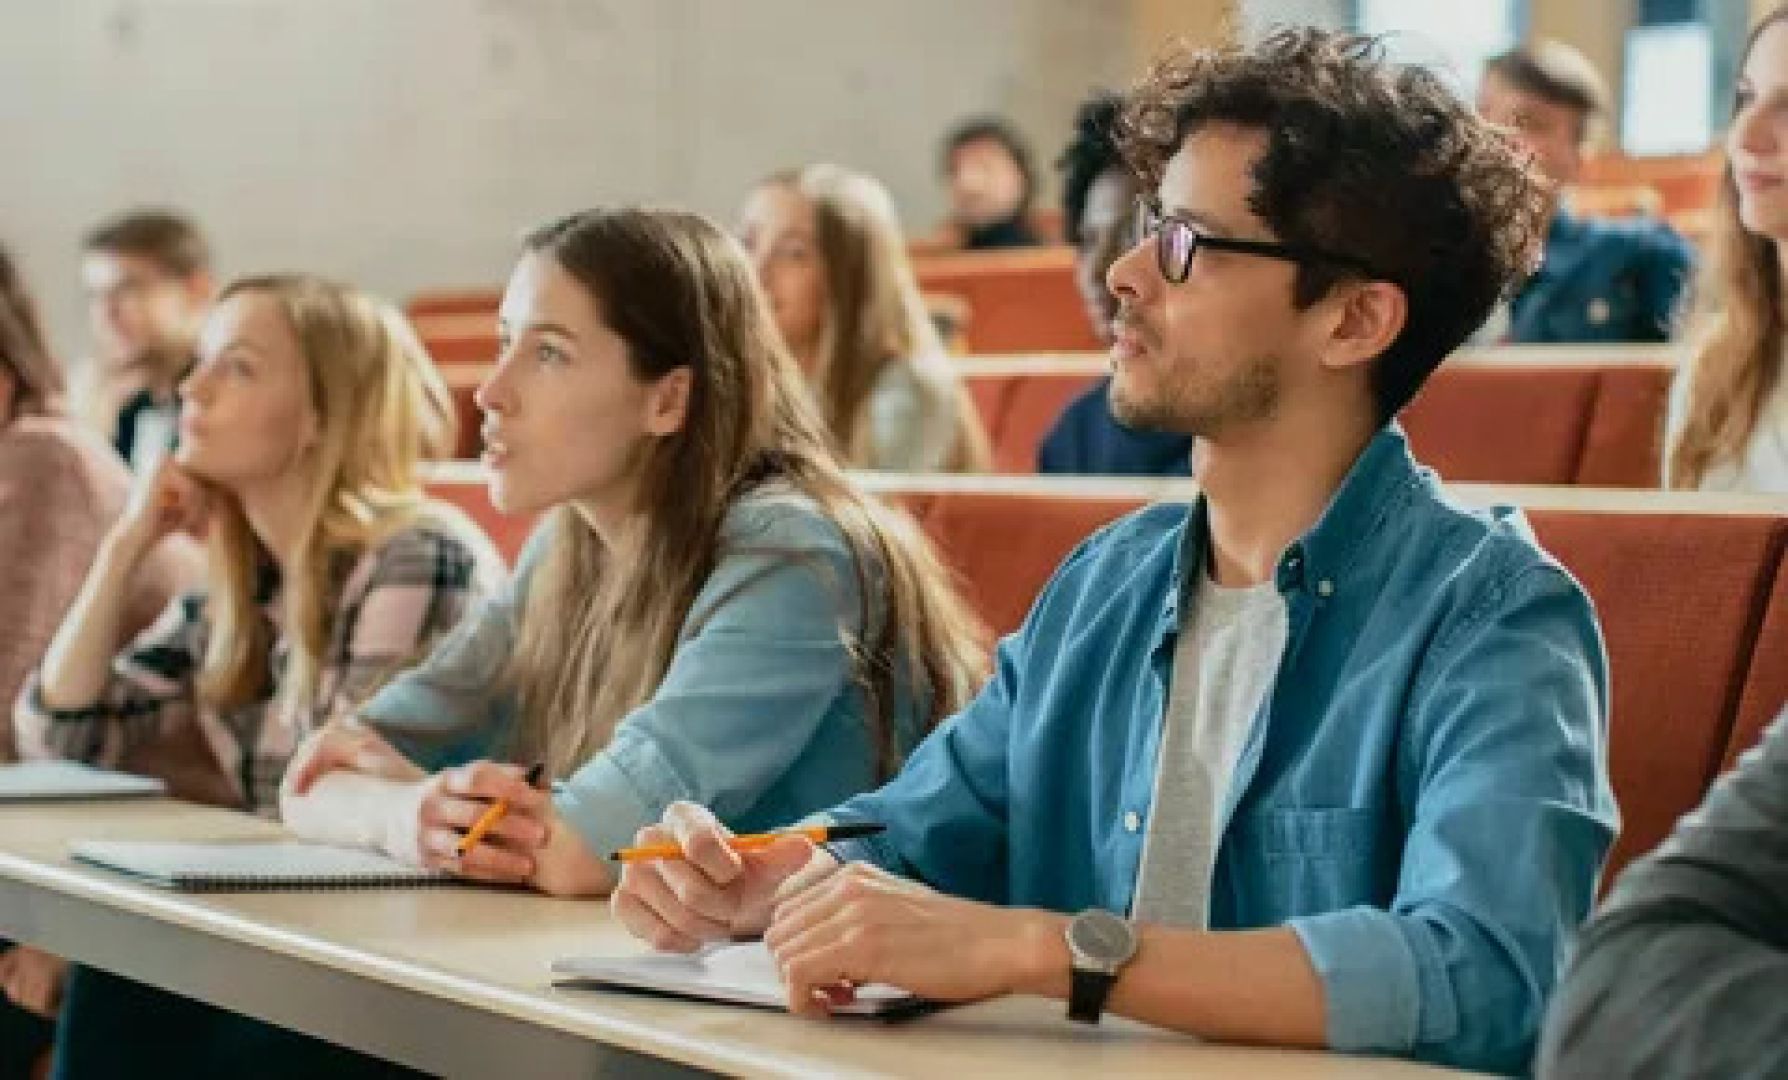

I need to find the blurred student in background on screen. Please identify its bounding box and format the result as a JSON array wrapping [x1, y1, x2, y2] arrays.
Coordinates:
[[938, 116, 1044, 250], [1667, 6, 1788, 493], [1477, 41, 1694, 344], [1038, 90, 1194, 475], [78, 208, 217, 473], [740, 165, 990, 471]]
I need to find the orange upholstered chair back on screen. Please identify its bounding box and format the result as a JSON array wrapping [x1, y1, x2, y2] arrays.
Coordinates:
[[1528, 510, 1787, 880], [407, 289, 503, 320], [1724, 555, 1788, 772], [1574, 363, 1674, 487], [1401, 366, 1601, 485], [907, 489, 1145, 636], [913, 248, 1101, 354]]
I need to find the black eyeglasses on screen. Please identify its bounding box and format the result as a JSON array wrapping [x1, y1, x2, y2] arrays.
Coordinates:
[[1134, 200, 1376, 284]]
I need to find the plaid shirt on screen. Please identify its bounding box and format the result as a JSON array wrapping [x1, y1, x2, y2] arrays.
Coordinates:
[[16, 513, 502, 813]]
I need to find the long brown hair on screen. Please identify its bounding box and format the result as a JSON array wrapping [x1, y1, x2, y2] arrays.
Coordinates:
[[199, 275, 457, 712], [0, 244, 63, 420], [761, 166, 991, 471], [504, 209, 988, 780], [1668, 5, 1788, 488]]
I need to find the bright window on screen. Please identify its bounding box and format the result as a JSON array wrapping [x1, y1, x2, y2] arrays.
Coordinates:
[[1355, 0, 1522, 100], [1622, 22, 1714, 156]]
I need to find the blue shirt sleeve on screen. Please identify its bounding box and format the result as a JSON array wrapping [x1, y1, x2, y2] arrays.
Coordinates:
[[1287, 564, 1616, 1074], [825, 533, 1109, 902], [551, 503, 870, 861], [826, 628, 1022, 902]]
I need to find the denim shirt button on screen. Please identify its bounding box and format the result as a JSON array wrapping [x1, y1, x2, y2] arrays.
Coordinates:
[[1317, 579, 1335, 598], [1123, 810, 1142, 833]]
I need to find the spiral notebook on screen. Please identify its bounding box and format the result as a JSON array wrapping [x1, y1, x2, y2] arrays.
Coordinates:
[[69, 839, 452, 892], [553, 942, 921, 1017], [0, 761, 166, 802]]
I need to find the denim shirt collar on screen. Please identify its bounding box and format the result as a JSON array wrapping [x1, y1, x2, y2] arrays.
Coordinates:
[[1162, 423, 1421, 627]]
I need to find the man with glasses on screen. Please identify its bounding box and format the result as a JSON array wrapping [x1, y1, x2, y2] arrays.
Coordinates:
[[79, 208, 215, 473], [612, 28, 1614, 1075]]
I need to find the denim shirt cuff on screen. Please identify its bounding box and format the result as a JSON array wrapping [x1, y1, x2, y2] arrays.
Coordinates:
[[553, 749, 672, 863], [1288, 907, 1423, 1054], [797, 809, 902, 872]]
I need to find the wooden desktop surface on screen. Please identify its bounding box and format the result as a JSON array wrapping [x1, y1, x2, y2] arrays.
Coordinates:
[[0, 798, 1485, 1078]]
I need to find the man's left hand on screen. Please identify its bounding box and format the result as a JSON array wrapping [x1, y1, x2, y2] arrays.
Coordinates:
[[762, 861, 1068, 1017]]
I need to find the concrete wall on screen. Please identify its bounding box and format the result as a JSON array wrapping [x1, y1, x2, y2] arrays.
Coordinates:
[[0, 0, 1131, 361], [1, 0, 1718, 363]]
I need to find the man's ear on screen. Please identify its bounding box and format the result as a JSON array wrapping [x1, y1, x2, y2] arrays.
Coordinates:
[[644, 366, 693, 437], [1319, 280, 1407, 374]]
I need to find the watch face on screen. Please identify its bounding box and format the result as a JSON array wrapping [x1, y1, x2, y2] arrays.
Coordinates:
[[1068, 909, 1136, 966]]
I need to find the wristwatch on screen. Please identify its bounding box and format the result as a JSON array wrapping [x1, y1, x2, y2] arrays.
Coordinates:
[[1064, 908, 1138, 1024]]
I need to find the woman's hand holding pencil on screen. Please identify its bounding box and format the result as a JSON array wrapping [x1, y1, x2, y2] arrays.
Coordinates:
[[413, 760, 551, 883]]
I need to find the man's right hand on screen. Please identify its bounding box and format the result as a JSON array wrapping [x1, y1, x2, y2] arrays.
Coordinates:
[[611, 801, 836, 952]]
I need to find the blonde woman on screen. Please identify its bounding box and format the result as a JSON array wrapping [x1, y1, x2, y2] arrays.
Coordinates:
[[738, 165, 991, 471], [1665, 5, 1788, 493], [285, 207, 989, 903], [33, 275, 505, 1077], [19, 274, 503, 809]]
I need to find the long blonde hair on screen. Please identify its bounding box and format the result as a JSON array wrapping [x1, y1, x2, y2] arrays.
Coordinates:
[[764, 165, 991, 471], [1668, 5, 1788, 488], [504, 209, 988, 780], [199, 275, 456, 712]]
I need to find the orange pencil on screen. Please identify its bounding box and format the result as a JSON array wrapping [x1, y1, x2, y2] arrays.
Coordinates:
[[455, 762, 546, 856], [608, 822, 885, 863]]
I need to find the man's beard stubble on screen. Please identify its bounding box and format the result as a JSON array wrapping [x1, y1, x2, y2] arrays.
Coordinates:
[[1109, 346, 1282, 436]]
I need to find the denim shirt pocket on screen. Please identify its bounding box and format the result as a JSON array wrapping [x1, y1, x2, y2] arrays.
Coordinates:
[[1226, 807, 1389, 921]]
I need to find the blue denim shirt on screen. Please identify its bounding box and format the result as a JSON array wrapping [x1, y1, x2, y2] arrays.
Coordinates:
[[830, 426, 1617, 1075], [1508, 209, 1694, 344], [1038, 377, 1194, 477], [359, 487, 926, 862]]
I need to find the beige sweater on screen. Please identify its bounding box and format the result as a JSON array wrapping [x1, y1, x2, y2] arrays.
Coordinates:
[[0, 415, 201, 766]]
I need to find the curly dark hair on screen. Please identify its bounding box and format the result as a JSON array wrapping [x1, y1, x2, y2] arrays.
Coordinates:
[[1057, 90, 1125, 245], [1117, 27, 1547, 423]]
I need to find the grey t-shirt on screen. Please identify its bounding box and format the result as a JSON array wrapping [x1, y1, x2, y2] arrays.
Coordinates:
[[1131, 568, 1288, 928]]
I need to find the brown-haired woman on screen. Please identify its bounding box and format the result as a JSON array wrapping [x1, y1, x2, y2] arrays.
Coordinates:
[[0, 247, 200, 1080], [2, 245, 203, 756], [1666, 5, 1788, 492], [286, 207, 989, 899], [738, 165, 991, 472]]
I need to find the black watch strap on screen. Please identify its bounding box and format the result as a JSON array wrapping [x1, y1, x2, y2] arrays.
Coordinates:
[[1067, 967, 1116, 1024]]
